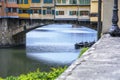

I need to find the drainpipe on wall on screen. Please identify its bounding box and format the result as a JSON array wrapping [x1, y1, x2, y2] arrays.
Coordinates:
[[97, 0, 102, 40]]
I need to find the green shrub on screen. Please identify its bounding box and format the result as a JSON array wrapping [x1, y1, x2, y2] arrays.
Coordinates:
[[0, 78, 3, 80], [1, 67, 67, 80], [78, 47, 89, 58]]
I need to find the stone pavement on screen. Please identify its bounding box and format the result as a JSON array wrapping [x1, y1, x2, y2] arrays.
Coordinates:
[[56, 34, 120, 80]]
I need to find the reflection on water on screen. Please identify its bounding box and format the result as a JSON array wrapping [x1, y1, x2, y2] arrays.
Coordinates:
[[0, 24, 97, 78]]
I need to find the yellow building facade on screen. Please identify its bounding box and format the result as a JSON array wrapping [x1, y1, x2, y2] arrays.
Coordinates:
[[90, 0, 98, 23], [55, 0, 90, 22], [18, 0, 31, 19], [16, 0, 100, 24]]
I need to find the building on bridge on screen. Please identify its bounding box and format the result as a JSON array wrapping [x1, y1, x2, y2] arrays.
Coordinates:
[[55, 0, 90, 24], [30, 0, 42, 19], [90, 0, 98, 26], [78, 0, 90, 23], [41, 0, 55, 20], [55, 0, 78, 21], [18, 0, 31, 25]]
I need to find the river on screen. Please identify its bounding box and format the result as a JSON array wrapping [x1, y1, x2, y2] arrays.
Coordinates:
[[0, 24, 97, 78]]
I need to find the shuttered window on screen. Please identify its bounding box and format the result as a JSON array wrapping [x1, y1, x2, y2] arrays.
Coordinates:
[[80, 11, 89, 16], [32, 0, 40, 3], [69, 11, 77, 15], [56, 11, 64, 15], [43, 10, 46, 15], [56, 11, 59, 15]]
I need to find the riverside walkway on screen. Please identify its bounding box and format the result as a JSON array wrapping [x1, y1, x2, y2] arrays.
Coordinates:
[[56, 34, 120, 80]]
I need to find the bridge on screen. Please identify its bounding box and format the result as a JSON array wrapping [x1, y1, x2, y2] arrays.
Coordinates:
[[0, 18, 94, 47]]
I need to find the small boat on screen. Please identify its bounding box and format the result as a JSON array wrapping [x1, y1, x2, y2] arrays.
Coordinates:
[[75, 41, 95, 49]]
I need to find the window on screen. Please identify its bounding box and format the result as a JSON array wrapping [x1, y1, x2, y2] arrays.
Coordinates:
[[70, 0, 77, 4], [56, 0, 66, 4], [44, 0, 53, 3], [33, 9, 39, 13], [79, 0, 90, 5], [47, 8, 51, 14], [57, 0, 61, 3], [19, 9, 23, 13], [39, 9, 41, 14], [69, 11, 77, 15], [80, 11, 89, 16], [90, 13, 98, 17], [19, 0, 23, 4], [8, 8, 11, 12], [56, 11, 64, 15], [62, 0, 66, 3], [13, 8, 17, 12], [24, 0, 28, 4], [23, 10, 28, 13], [43, 10, 46, 15], [32, 0, 40, 3], [28, 9, 33, 14]]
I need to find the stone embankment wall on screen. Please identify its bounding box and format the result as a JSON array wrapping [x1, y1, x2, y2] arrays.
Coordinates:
[[56, 34, 120, 80], [0, 19, 19, 47]]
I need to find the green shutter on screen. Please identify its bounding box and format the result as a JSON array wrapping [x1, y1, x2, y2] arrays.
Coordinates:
[[52, 10, 54, 15], [39, 10, 41, 14], [62, 0, 66, 3], [69, 11, 72, 15], [76, 11, 78, 16], [56, 11, 58, 15], [43, 10, 46, 15]]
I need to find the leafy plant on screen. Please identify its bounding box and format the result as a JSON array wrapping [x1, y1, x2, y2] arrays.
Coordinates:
[[1, 66, 67, 80], [78, 47, 89, 58], [0, 78, 3, 80]]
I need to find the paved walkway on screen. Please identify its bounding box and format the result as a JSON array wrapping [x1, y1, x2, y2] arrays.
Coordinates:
[[56, 34, 120, 80]]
